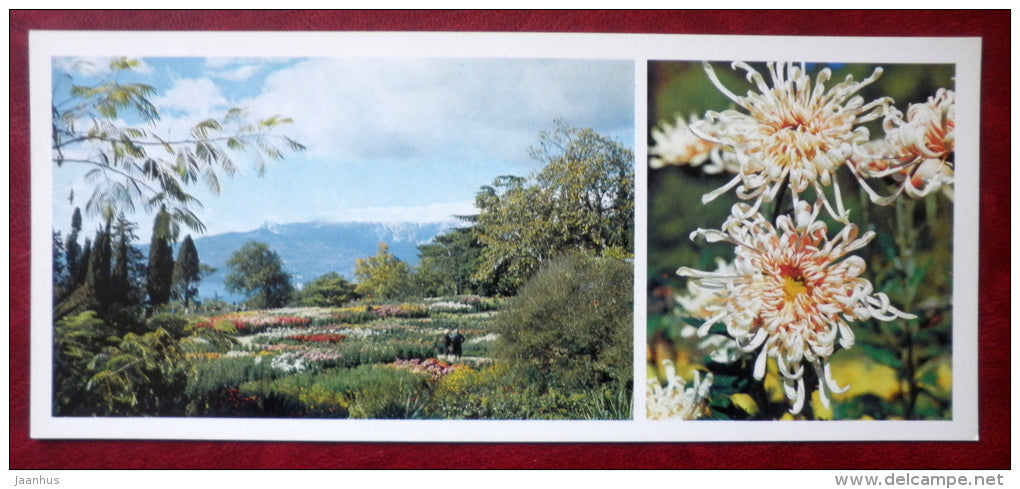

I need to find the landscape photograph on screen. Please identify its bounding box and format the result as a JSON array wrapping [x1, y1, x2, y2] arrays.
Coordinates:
[[48, 54, 636, 420]]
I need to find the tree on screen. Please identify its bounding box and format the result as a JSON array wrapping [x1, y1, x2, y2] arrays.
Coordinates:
[[111, 213, 146, 308], [146, 207, 176, 309], [52, 231, 67, 294], [414, 226, 484, 297], [296, 272, 358, 307], [51, 57, 304, 233], [172, 234, 207, 311], [64, 207, 85, 289], [354, 242, 414, 300], [225, 241, 293, 309], [85, 219, 114, 309], [492, 252, 633, 396], [472, 121, 634, 294]]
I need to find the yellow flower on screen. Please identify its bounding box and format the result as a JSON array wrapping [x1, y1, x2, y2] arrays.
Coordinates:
[[692, 62, 889, 222], [677, 200, 914, 413]]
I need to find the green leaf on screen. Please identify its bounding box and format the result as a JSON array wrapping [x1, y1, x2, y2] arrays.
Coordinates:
[[856, 343, 903, 370]]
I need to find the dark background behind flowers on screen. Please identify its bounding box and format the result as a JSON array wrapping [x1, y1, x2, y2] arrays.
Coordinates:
[[10, 10, 1008, 469]]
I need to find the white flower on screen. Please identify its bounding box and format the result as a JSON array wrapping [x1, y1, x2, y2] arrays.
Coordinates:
[[650, 115, 741, 174], [270, 352, 307, 373], [677, 200, 914, 413], [646, 359, 714, 420], [851, 88, 955, 203], [428, 301, 474, 312], [692, 61, 889, 222]]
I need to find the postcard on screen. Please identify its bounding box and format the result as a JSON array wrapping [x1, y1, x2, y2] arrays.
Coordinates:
[[30, 30, 979, 441]]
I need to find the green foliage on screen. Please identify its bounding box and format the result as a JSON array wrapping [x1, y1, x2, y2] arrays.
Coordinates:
[[145, 312, 190, 338], [353, 242, 415, 300], [414, 227, 484, 297], [328, 341, 434, 369], [472, 121, 634, 294], [173, 234, 204, 310], [147, 207, 176, 308], [52, 57, 305, 232], [85, 219, 114, 308], [234, 365, 429, 419], [53, 208, 86, 304], [491, 252, 633, 411], [335, 366, 430, 419], [57, 322, 196, 416], [86, 328, 190, 415], [185, 355, 284, 400], [225, 240, 294, 309], [53, 311, 116, 415], [52, 230, 66, 292], [430, 364, 628, 420], [295, 272, 358, 307], [111, 215, 146, 308]]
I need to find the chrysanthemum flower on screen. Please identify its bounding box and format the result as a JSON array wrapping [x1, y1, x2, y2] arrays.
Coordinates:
[[675, 259, 746, 364], [677, 201, 914, 414], [646, 359, 714, 420], [649, 115, 739, 174], [691, 62, 889, 222], [851, 88, 955, 203]]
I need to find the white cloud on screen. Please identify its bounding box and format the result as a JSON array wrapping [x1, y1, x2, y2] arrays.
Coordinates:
[[53, 57, 153, 77], [243, 58, 634, 165], [149, 77, 229, 119], [210, 64, 263, 82]]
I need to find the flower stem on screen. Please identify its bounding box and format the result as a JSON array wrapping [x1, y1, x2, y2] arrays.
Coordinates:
[[893, 197, 920, 419], [771, 175, 791, 224]]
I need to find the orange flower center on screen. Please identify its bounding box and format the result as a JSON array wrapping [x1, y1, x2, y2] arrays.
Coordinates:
[[779, 264, 810, 302]]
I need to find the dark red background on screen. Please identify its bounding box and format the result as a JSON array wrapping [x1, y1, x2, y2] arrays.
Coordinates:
[[9, 10, 1010, 469]]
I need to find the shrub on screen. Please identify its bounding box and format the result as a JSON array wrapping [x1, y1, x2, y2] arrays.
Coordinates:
[[145, 312, 189, 338], [244, 365, 430, 419], [185, 355, 283, 399], [490, 252, 632, 416]]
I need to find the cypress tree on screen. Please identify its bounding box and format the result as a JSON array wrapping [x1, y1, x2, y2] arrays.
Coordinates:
[[64, 207, 84, 289], [52, 230, 66, 292], [111, 214, 144, 307], [87, 219, 114, 309], [173, 234, 201, 311], [146, 207, 176, 309]]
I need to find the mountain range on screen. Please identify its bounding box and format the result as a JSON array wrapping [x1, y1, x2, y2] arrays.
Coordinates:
[[178, 220, 461, 303]]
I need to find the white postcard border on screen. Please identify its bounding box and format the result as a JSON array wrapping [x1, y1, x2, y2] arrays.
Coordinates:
[[29, 30, 981, 442]]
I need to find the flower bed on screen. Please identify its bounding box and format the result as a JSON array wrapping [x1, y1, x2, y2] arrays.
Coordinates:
[[286, 333, 347, 343], [193, 314, 311, 334], [390, 358, 462, 380]]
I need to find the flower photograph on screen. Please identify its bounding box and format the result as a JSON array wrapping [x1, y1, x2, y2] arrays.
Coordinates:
[[646, 60, 955, 421]]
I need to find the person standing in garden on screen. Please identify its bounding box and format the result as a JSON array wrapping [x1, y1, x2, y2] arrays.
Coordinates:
[[450, 329, 465, 358], [440, 330, 453, 356]]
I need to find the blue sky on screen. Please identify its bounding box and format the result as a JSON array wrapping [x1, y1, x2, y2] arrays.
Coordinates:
[[51, 56, 634, 240]]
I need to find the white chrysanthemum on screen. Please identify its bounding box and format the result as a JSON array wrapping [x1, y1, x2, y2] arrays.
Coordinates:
[[679, 324, 745, 365], [649, 115, 739, 174], [650, 115, 715, 169], [676, 258, 734, 319], [692, 61, 889, 222], [646, 359, 714, 420], [676, 259, 746, 365], [677, 200, 914, 414], [851, 88, 955, 203]]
